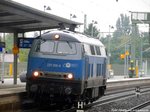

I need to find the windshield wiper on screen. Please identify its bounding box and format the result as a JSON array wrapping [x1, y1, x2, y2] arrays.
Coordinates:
[[67, 41, 73, 49]]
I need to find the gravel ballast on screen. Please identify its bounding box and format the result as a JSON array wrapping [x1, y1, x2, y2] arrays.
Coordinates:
[[86, 92, 150, 112]]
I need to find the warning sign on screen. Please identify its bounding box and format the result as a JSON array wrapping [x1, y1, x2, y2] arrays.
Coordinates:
[[12, 45, 19, 54]]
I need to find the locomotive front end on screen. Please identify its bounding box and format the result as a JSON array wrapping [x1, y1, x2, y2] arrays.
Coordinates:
[[26, 31, 84, 105]]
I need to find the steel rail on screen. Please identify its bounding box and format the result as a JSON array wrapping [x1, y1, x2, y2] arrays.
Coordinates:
[[106, 85, 150, 95], [62, 89, 150, 112], [127, 100, 150, 112], [20, 86, 150, 112]]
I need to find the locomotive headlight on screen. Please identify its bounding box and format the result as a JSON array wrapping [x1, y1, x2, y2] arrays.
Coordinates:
[[33, 71, 40, 77], [54, 34, 60, 40], [67, 73, 73, 79]]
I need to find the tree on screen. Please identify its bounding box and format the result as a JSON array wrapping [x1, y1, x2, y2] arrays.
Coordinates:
[[141, 32, 150, 58], [5, 33, 13, 53], [101, 14, 133, 64], [19, 49, 29, 62], [108, 14, 142, 64], [84, 23, 100, 38], [113, 14, 131, 38]]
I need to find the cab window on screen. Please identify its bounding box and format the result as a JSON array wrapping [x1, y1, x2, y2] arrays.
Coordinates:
[[35, 40, 55, 53], [57, 41, 76, 54], [101, 46, 107, 56], [90, 45, 96, 55], [40, 41, 54, 53], [83, 44, 91, 55], [95, 46, 101, 55]]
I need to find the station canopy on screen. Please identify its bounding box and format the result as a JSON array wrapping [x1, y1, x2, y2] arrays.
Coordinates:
[[0, 0, 82, 33]]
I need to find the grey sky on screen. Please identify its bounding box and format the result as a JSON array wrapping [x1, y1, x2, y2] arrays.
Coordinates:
[[13, 0, 150, 32]]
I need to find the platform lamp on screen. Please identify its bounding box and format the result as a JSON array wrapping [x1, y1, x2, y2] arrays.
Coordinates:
[[43, 5, 51, 34], [70, 14, 77, 20], [44, 5, 51, 12], [107, 25, 114, 75]]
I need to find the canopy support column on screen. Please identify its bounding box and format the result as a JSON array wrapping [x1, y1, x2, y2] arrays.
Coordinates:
[[13, 32, 18, 85]]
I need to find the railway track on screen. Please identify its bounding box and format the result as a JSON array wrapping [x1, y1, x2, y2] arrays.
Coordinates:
[[1, 86, 149, 112], [67, 86, 150, 112], [58, 86, 150, 112], [21, 86, 150, 112], [127, 100, 150, 112], [105, 85, 150, 95], [1, 83, 150, 112]]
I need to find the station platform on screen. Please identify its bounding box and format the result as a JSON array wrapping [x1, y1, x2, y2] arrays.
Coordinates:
[[107, 75, 150, 90], [0, 78, 25, 97], [108, 75, 150, 82]]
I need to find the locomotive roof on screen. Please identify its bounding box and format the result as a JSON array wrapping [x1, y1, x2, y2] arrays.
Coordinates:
[[40, 30, 104, 46]]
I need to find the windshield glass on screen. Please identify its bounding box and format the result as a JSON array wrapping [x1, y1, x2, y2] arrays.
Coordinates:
[[57, 41, 76, 54], [35, 40, 76, 55], [35, 40, 55, 53]]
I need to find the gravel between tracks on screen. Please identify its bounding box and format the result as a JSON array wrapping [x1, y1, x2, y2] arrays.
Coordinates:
[[86, 92, 150, 112]]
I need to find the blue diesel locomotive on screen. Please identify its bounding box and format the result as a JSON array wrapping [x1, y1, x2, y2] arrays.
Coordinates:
[[26, 29, 107, 107]]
